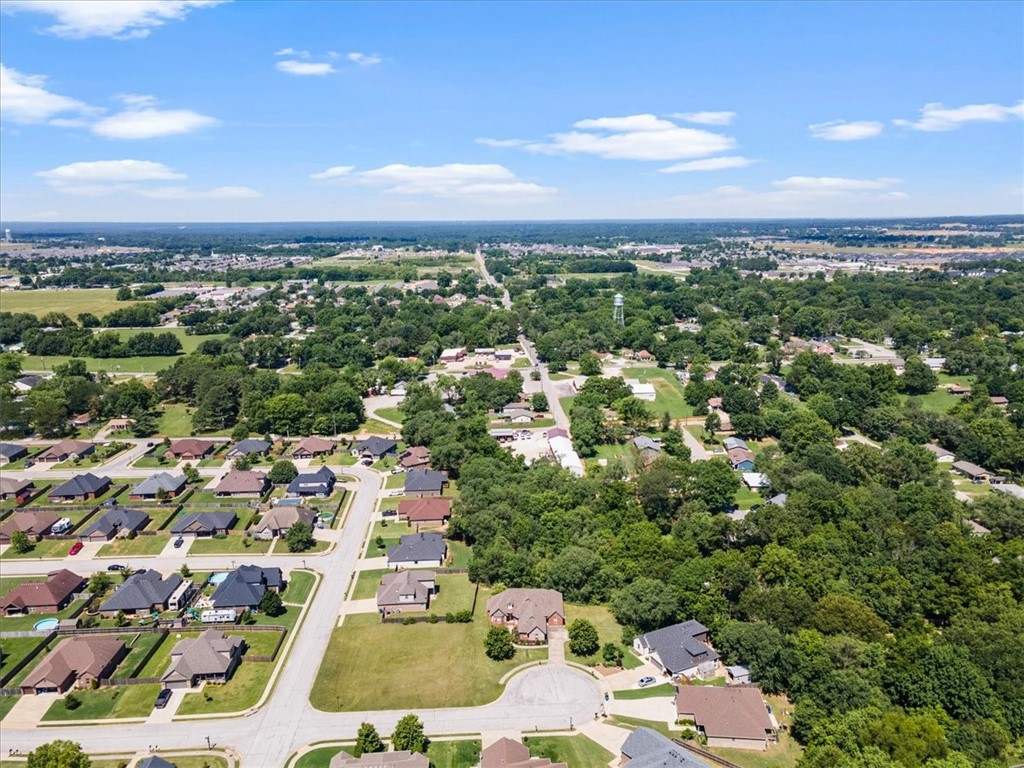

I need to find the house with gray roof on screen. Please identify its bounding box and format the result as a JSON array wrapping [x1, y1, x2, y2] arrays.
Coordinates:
[[376, 570, 436, 615], [620, 726, 712, 768], [100, 570, 193, 617], [723, 437, 749, 452], [766, 493, 788, 508], [171, 511, 237, 536], [80, 508, 150, 541], [353, 436, 398, 461], [137, 757, 178, 768], [211, 565, 283, 611], [286, 465, 335, 497], [130, 472, 187, 500], [48, 472, 111, 502], [632, 436, 662, 466], [225, 438, 271, 459], [952, 460, 992, 482], [634, 620, 720, 679], [161, 629, 244, 689], [0, 443, 27, 464], [403, 469, 446, 497], [387, 532, 448, 568]]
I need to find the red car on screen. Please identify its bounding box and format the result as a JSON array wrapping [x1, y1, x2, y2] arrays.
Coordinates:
[[68, 541, 83, 555]]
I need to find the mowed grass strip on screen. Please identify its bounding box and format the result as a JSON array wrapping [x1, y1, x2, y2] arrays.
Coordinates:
[[0, 288, 142, 317], [310, 597, 546, 711], [42, 682, 162, 721], [175, 657, 272, 715], [524, 734, 615, 768]]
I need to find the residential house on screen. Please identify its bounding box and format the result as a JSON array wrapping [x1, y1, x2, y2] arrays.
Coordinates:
[[214, 470, 269, 497], [727, 447, 757, 472], [160, 630, 244, 689], [633, 436, 662, 465], [291, 436, 335, 459], [211, 565, 283, 611], [397, 498, 452, 526], [254, 505, 316, 539], [991, 395, 1010, 408], [620, 727, 711, 768], [923, 444, 955, 463], [0, 443, 27, 464], [0, 510, 59, 543], [226, 438, 272, 460], [20, 636, 126, 694], [398, 446, 431, 470], [48, 472, 111, 502], [80, 508, 150, 542], [723, 437, 749, 452], [727, 665, 752, 685], [626, 379, 657, 401], [633, 620, 720, 679], [387, 532, 448, 568], [636, 350, 654, 362], [403, 469, 447, 497], [766, 493, 788, 508], [967, 520, 992, 536], [35, 439, 94, 463], [952, 460, 991, 482], [486, 588, 565, 643], [922, 357, 946, 371], [353, 436, 398, 461], [285, 466, 336, 497], [0, 569, 85, 615], [137, 757, 178, 768], [165, 438, 216, 461], [675, 686, 776, 750], [329, 751, 429, 768], [100, 570, 193, 617], [481, 737, 566, 768], [171, 511, 237, 536], [12, 375, 43, 393], [742, 472, 770, 490], [439, 347, 466, 362], [376, 570, 436, 615], [949, 384, 972, 396], [502, 408, 535, 424], [131, 472, 187, 500], [106, 418, 135, 432], [0, 476, 34, 502], [71, 413, 92, 428]]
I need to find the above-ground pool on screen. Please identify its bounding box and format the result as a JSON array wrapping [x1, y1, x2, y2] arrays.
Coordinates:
[[208, 572, 229, 585], [33, 618, 59, 631]]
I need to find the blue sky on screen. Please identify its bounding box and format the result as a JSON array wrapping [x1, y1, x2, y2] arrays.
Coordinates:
[[1, 0, 1022, 221]]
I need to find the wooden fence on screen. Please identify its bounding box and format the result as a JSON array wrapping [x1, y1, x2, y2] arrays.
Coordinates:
[[0, 631, 57, 689], [671, 738, 743, 768]]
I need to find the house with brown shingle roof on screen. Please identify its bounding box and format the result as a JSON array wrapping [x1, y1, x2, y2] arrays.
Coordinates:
[[0, 510, 59, 543], [329, 751, 429, 768], [35, 439, 94, 463], [481, 737, 566, 768], [20, 636, 126, 694], [160, 630, 244, 689], [214, 470, 269, 497], [291, 436, 336, 459], [397, 498, 452, 526], [0, 569, 85, 615], [486, 588, 565, 643], [675, 686, 776, 751], [376, 570, 436, 615], [164, 438, 216, 461], [0, 476, 34, 502], [398, 445, 431, 470]]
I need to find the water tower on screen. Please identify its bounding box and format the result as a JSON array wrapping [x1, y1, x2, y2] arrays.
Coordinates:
[[3, 229, 11, 243], [612, 292, 625, 326]]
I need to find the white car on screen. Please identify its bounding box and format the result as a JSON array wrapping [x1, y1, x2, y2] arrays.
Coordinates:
[[388, 490, 404, 497], [390, 467, 405, 474], [637, 676, 657, 688]]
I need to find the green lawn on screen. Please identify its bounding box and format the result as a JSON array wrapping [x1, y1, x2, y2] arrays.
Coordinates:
[[113, 631, 167, 677], [0, 636, 52, 684], [188, 535, 272, 555], [565, 604, 641, 669], [294, 747, 353, 768], [0, 695, 20, 722], [524, 735, 615, 768], [97, 534, 170, 558], [1, 288, 142, 318], [132, 452, 178, 468], [376, 407, 405, 424], [615, 682, 676, 699], [323, 453, 358, 466], [157, 403, 232, 437], [361, 418, 401, 436], [284, 570, 316, 604], [42, 682, 161, 721], [623, 367, 693, 419], [176, 657, 273, 715], [0, 598, 86, 632], [0, 575, 44, 594], [310, 592, 546, 711], [427, 740, 482, 768], [22, 353, 184, 375], [734, 485, 765, 510], [448, 540, 472, 569], [385, 473, 406, 489], [425, 574, 477, 615], [1, 538, 75, 560], [351, 569, 389, 600]]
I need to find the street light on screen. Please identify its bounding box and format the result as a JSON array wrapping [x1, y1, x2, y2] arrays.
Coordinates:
[[205, 735, 212, 749]]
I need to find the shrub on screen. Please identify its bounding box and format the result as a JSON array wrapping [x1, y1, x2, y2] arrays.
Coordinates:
[[63, 693, 81, 710]]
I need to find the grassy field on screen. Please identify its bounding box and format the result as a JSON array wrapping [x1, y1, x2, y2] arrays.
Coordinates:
[[42, 682, 161, 721], [156, 403, 233, 437], [22, 353, 182, 375], [623, 367, 693, 419], [0, 288, 142, 317], [735, 485, 765, 510], [376, 407, 405, 424], [97, 534, 170, 558], [564, 604, 641, 669], [614, 682, 676, 699], [361, 418, 401, 436], [524, 735, 615, 768], [310, 591, 546, 711], [427, 740, 482, 768]]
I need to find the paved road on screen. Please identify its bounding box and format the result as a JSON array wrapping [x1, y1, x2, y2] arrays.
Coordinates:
[[475, 247, 512, 310]]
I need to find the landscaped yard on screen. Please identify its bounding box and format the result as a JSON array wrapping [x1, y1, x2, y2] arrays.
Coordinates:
[[351, 569, 389, 600], [523, 735, 615, 768], [565, 604, 641, 669], [1, 538, 76, 560], [176, 656, 273, 715], [0, 598, 86, 633], [310, 592, 546, 711], [0, 636, 53, 685], [187, 534, 271, 555], [97, 534, 170, 558], [42, 682, 162, 721], [448, 540, 472, 569], [0, 695, 20, 722], [284, 570, 316, 604], [614, 682, 676, 699], [623, 367, 693, 419], [427, 574, 477, 615], [427, 740, 482, 768]]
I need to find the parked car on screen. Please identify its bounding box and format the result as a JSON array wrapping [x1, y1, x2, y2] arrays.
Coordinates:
[[637, 676, 657, 688], [360, 458, 373, 466], [107, 563, 125, 571], [154, 689, 172, 709], [390, 467, 405, 474], [173, 537, 184, 549], [388, 490, 404, 497], [381, 509, 397, 517], [68, 541, 83, 555]]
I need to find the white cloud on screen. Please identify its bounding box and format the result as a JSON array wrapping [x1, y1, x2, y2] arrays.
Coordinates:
[[311, 162, 555, 200], [2, 1, 227, 40], [475, 138, 530, 148], [894, 100, 1024, 131], [347, 52, 382, 67], [0, 64, 100, 124], [808, 120, 884, 141], [659, 156, 756, 173], [773, 176, 899, 191], [309, 166, 355, 180], [523, 113, 735, 161], [34, 159, 255, 199], [92, 106, 218, 139], [116, 93, 159, 108], [274, 47, 297, 56], [36, 159, 186, 183], [276, 60, 336, 76], [670, 111, 737, 126], [137, 185, 260, 199]]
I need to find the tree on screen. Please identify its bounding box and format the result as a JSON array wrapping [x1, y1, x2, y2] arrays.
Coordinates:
[[180, 563, 192, 578], [87, 571, 113, 597], [114, 610, 129, 628], [183, 462, 200, 484], [258, 590, 284, 616], [612, 578, 679, 634], [267, 459, 298, 485], [530, 393, 549, 412], [602, 643, 624, 666], [704, 410, 721, 435], [285, 521, 315, 553], [901, 357, 938, 395], [27, 739, 91, 768], [568, 618, 600, 656], [485, 625, 516, 660], [10, 529, 33, 554], [355, 722, 384, 755], [391, 713, 427, 753], [662, 428, 690, 459], [579, 353, 602, 377], [231, 422, 251, 443]]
